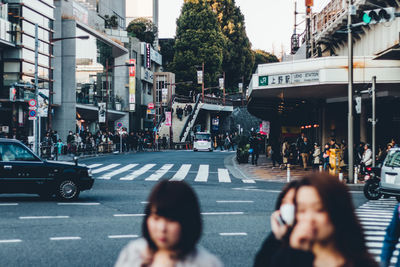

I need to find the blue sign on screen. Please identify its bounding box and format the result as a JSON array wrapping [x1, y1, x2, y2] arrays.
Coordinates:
[[29, 110, 36, 117], [117, 122, 123, 128]]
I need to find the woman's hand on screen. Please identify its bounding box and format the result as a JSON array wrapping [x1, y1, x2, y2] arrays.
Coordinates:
[[151, 250, 176, 267], [289, 221, 314, 251], [271, 210, 289, 240]]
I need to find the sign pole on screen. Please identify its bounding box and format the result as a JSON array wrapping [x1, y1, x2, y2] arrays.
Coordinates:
[[347, 0, 354, 183], [202, 62, 204, 102], [372, 76, 376, 167], [34, 23, 39, 154]]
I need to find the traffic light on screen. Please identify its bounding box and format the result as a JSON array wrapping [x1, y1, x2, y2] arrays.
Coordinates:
[[362, 7, 395, 25], [9, 87, 16, 102]]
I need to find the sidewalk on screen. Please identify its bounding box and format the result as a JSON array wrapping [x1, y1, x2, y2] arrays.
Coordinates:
[[234, 154, 364, 189]]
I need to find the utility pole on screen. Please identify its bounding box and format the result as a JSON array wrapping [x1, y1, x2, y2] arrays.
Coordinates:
[[34, 23, 39, 154], [201, 62, 205, 102], [105, 59, 109, 130], [223, 71, 225, 105], [347, 0, 354, 183], [305, 0, 312, 58], [371, 76, 376, 167]]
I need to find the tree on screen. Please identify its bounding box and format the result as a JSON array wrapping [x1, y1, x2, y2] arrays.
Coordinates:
[[126, 18, 158, 45], [172, 0, 225, 95], [159, 38, 175, 71], [252, 49, 279, 74], [207, 0, 255, 92]]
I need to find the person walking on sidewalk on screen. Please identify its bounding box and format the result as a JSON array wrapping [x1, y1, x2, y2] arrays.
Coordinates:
[[312, 143, 321, 170], [250, 133, 262, 166], [299, 137, 312, 170]]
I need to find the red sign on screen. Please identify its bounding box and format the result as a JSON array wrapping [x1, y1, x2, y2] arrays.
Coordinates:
[[165, 112, 171, 126], [129, 59, 136, 77], [148, 103, 154, 109], [28, 99, 37, 107]]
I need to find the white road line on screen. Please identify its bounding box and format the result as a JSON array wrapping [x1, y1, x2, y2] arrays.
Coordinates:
[[108, 235, 139, 239], [57, 203, 100, 206], [216, 200, 254, 203], [92, 164, 120, 174], [364, 231, 386, 235], [19, 216, 69, 219], [141, 201, 149, 204], [218, 168, 231, 183], [88, 163, 102, 169], [365, 236, 384, 241], [170, 164, 191, 181], [50, 237, 81, 241], [98, 164, 138, 180], [0, 239, 22, 243], [0, 203, 18, 206], [219, 233, 247, 236], [358, 217, 391, 222], [242, 179, 256, 184], [145, 164, 174, 181], [120, 164, 156, 180], [194, 165, 209, 182], [201, 212, 244, 215], [360, 221, 390, 226], [113, 214, 145, 217]]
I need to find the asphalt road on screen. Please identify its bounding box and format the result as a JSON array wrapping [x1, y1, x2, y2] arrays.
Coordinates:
[[0, 150, 368, 267]]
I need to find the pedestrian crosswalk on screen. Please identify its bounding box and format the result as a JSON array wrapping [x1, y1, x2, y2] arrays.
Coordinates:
[[87, 163, 253, 184], [357, 198, 398, 265]]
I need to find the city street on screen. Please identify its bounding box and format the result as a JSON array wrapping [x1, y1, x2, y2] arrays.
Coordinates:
[[0, 151, 383, 267]]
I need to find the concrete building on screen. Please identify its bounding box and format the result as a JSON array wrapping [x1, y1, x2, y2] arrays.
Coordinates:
[[52, 0, 130, 142], [0, 0, 54, 141], [125, 0, 159, 28], [248, 0, 400, 147]]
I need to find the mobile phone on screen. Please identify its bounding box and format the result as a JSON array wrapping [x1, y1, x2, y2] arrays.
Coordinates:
[[280, 204, 295, 226], [276, 214, 286, 226]]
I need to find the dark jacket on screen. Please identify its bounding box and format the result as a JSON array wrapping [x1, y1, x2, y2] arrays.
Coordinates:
[[381, 204, 400, 267], [253, 233, 282, 267], [299, 141, 312, 154]]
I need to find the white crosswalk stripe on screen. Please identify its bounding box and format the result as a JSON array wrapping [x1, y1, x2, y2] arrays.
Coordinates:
[[92, 164, 120, 174], [88, 164, 103, 169], [194, 165, 209, 182], [218, 168, 231, 183], [119, 164, 156, 180], [170, 164, 191, 181], [145, 164, 174, 181], [357, 198, 398, 266], [98, 164, 138, 180]]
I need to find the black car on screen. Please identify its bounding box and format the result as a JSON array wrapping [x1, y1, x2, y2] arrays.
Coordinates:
[[0, 138, 94, 201]]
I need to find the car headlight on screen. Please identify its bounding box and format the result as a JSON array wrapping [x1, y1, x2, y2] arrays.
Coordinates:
[[87, 168, 92, 176]]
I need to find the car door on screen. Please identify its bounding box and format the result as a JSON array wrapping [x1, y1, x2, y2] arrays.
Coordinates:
[[1, 142, 46, 193], [381, 149, 400, 191], [0, 143, 15, 192]]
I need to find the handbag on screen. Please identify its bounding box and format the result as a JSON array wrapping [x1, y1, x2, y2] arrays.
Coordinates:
[[249, 148, 254, 154]]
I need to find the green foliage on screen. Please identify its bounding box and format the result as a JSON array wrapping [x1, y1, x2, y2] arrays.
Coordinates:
[[252, 49, 279, 73], [105, 15, 118, 29], [207, 0, 255, 92], [126, 17, 158, 44], [159, 39, 175, 72], [172, 0, 225, 95]]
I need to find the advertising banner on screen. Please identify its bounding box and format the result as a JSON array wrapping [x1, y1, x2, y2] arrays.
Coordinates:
[[260, 121, 270, 136], [162, 88, 168, 104], [129, 59, 136, 111], [219, 78, 224, 90], [165, 111, 171, 126], [98, 102, 106, 123], [37, 89, 49, 117], [197, 71, 203, 84]]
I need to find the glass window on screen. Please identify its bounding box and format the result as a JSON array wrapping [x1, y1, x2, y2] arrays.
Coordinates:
[[0, 143, 38, 162], [22, 7, 52, 30], [22, 34, 50, 54], [385, 150, 400, 168], [4, 62, 20, 73], [23, 0, 54, 19]]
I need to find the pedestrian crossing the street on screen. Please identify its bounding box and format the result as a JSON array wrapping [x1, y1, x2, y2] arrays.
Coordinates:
[[357, 198, 398, 266], [88, 163, 254, 184]]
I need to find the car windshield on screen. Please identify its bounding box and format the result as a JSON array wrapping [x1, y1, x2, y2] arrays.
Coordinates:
[[384, 150, 400, 168], [195, 134, 210, 141]]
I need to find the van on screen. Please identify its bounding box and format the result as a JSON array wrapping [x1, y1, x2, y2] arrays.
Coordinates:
[[380, 147, 400, 201], [193, 132, 212, 152]]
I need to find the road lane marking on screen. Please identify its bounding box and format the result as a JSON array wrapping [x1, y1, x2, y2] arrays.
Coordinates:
[[242, 179, 256, 184], [113, 214, 145, 217], [108, 235, 139, 239], [50, 237, 81, 241], [120, 164, 156, 180], [88, 164, 102, 169], [57, 203, 100, 206], [216, 201, 254, 203], [0, 239, 22, 243], [98, 164, 138, 180], [219, 233, 247, 236], [170, 164, 191, 181], [141, 201, 149, 204], [218, 169, 231, 183], [19, 216, 69, 219], [201, 212, 244, 215], [145, 164, 174, 181], [92, 164, 120, 174], [0, 203, 18, 206], [194, 165, 209, 182]]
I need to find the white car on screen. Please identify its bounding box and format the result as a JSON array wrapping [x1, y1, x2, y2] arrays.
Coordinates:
[[193, 132, 213, 152]]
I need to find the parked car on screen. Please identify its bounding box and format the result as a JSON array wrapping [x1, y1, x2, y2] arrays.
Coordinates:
[[379, 147, 400, 201], [0, 138, 94, 201], [193, 132, 213, 152]]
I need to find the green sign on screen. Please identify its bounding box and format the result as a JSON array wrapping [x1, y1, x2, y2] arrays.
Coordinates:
[[259, 76, 268, 86]]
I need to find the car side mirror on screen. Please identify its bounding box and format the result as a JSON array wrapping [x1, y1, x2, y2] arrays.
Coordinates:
[[73, 156, 79, 166]]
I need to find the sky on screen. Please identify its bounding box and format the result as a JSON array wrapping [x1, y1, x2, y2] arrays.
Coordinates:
[[158, 0, 330, 55]]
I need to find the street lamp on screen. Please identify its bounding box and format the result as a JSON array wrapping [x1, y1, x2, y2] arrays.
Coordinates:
[[104, 60, 135, 129]]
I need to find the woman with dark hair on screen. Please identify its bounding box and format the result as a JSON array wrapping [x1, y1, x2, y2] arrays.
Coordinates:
[[115, 180, 222, 267], [253, 180, 299, 267], [271, 173, 377, 267]]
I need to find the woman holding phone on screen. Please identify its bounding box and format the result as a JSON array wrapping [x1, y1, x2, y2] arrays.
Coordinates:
[[271, 174, 377, 267], [115, 180, 222, 267]]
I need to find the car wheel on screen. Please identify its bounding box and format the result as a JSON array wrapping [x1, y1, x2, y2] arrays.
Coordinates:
[[57, 180, 80, 201]]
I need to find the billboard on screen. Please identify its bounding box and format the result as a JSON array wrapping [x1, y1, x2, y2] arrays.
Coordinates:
[[37, 89, 49, 117], [129, 59, 136, 111], [98, 102, 106, 123]]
